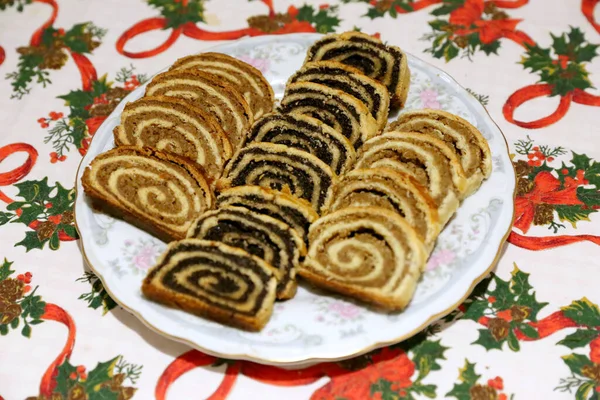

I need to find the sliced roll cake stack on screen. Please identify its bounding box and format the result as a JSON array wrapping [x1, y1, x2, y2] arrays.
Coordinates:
[[300, 110, 492, 311], [111, 52, 276, 184]]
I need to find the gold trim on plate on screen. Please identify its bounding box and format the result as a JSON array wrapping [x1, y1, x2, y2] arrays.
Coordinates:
[[73, 33, 517, 366]]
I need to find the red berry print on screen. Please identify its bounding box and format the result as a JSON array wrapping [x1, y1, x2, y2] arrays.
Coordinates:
[[488, 296, 496, 303], [488, 377, 504, 390]]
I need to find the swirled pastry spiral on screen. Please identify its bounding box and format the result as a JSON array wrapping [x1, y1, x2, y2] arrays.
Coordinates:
[[280, 82, 378, 149], [388, 109, 492, 195], [304, 31, 410, 109], [113, 96, 232, 182], [187, 206, 306, 299], [145, 69, 253, 151], [170, 52, 275, 119], [218, 143, 336, 214], [216, 186, 319, 245], [300, 207, 427, 310], [355, 132, 467, 226], [81, 146, 214, 243], [142, 239, 277, 331], [245, 113, 356, 175], [325, 168, 440, 253], [288, 61, 390, 131]]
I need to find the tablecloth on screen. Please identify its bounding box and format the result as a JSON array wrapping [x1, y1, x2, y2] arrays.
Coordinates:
[[1, 0, 599, 398]]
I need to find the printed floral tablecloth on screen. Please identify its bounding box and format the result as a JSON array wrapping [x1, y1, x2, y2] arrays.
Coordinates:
[[1, 0, 599, 399]]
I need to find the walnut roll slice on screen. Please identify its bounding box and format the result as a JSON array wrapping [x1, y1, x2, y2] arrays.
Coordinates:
[[81, 146, 214, 243]]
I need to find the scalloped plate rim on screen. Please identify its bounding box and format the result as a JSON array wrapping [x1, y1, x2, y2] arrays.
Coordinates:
[[74, 33, 515, 366]]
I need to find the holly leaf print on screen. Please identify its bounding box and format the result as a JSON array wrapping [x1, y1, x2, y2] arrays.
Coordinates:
[[556, 205, 595, 227], [562, 353, 594, 377], [0, 0, 31, 11], [446, 359, 481, 400], [296, 4, 340, 33], [473, 328, 504, 350], [148, 0, 205, 28], [410, 339, 447, 380], [83, 356, 120, 391], [0, 259, 15, 281], [522, 27, 598, 96], [15, 231, 47, 252], [431, 0, 465, 16], [509, 266, 548, 322], [561, 298, 600, 328], [77, 271, 118, 314], [557, 329, 600, 349], [55, 359, 79, 397]]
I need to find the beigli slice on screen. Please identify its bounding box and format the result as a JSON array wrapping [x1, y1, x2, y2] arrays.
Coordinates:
[[288, 61, 390, 131], [216, 186, 319, 245], [170, 52, 275, 119], [142, 239, 277, 331], [388, 109, 492, 196], [81, 146, 214, 243], [355, 132, 468, 226], [245, 113, 356, 175], [145, 69, 253, 151], [304, 31, 410, 109], [280, 82, 378, 149], [300, 207, 427, 311], [325, 167, 441, 253], [187, 206, 306, 300], [217, 142, 337, 215], [113, 95, 232, 182]]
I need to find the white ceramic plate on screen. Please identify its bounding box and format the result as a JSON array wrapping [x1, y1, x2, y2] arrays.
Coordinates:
[[75, 33, 515, 366]]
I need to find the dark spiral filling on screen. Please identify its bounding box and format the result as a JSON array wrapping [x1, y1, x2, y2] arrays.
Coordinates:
[[308, 36, 403, 97], [189, 210, 296, 292], [150, 243, 271, 316], [248, 122, 349, 175], [216, 194, 312, 243], [280, 94, 359, 147], [226, 148, 333, 212]]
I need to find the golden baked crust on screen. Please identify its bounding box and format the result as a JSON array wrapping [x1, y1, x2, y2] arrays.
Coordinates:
[[304, 31, 410, 109], [145, 69, 253, 151], [81, 146, 214, 243], [170, 52, 275, 119], [300, 207, 427, 311], [113, 95, 232, 182], [142, 239, 277, 331], [388, 109, 492, 196]]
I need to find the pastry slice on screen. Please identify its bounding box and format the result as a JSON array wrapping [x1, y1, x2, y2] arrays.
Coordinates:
[[81, 146, 214, 243], [280, 82, 378, 149], [113, 96, 232, 182], [217, 142, 336, 214], [388, 109, 492, 195], [145, 69, 253, 151], [300, 207, 427, 311], [304, 31, 410, 108], [355, 132, 467, 226], [325, 167, 440, 253], [170, 52, 275, 119], [245, 113, 356, 175], [142, 239, 277, 331], [187, 206, 306, 299], [288, 61, 390, 131], [216, 186, 319, 245]]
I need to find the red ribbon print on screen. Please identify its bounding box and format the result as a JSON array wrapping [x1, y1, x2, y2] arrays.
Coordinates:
[[507, 170, 600, 250], [504, 86, 600, 129], [582, 0, 600, 34], [116, 0, 316, 59], [0, 143, 38, 204], [38, 304, 77, 396]]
